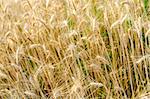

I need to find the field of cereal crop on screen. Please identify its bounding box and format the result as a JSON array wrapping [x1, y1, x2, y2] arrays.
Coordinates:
[[0, 0, 149, 98]]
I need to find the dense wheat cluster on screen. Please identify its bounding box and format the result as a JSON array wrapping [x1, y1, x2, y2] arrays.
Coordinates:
[[0, 0, 150, 98]]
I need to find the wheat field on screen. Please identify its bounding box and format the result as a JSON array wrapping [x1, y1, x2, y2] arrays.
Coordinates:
[[0, 0, 150, 98]]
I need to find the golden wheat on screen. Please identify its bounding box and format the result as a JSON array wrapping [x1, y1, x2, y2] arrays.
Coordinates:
[[0, 0, 149, 98]]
